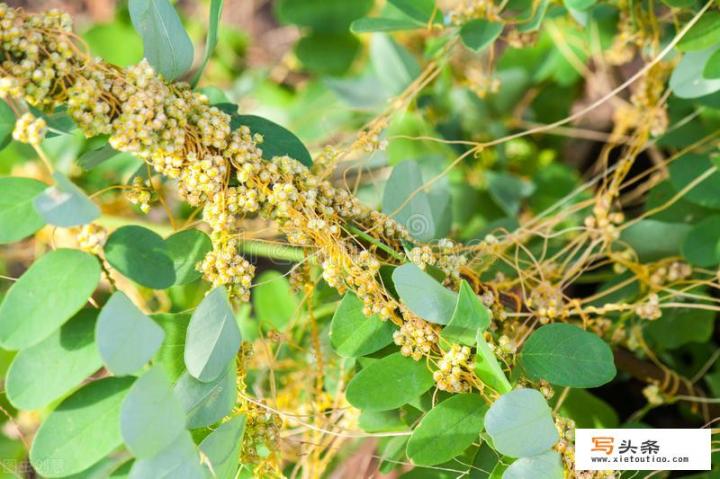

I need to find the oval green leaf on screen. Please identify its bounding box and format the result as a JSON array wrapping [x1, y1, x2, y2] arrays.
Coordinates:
[[407, 393, 488, 466], [330, 293, 396, 358], [96, 292, 165, 376], [520, 324, 616, 388], [346, 352, 434, 411], [104, 225, 176, 289], [6, 309, 102, 410], [0, 248, 100, 349], [152, 312, 191, 381], [392, 263, 457, 325], [670, 47, 720, 99], [485, 388, 559, 458], [677, 11, 720, 52], [0, 176, 47, 244], [129, 0, 194, 80], [29, 377, 134, 478], [184, 287, 241, 383], [120, 366, 187, 458]]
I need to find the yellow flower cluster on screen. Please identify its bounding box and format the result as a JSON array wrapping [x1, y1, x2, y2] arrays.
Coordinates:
[[198, 238, 255, 301], [239, 402, 283, 476], [76, 223, 107, 255], [433, 344, 474, 393], [127, 177, 152, 214], [393, 315, 439, 360], [12, 112, 45, 145]]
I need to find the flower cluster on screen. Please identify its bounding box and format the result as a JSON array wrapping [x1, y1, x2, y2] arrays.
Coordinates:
[[649, 261, 692, 286], [198, 238, 255, 301], [635, 293, 661, 320], [433, 344, 474, 393], [393, 315, 438, 360], [527, 282, 565, 324], [12, 112, 45, 145], [240, 402, 283, 476], [75, 223, 107, 255], [584, 195, 623, 243], [126, 177, 152, 214]]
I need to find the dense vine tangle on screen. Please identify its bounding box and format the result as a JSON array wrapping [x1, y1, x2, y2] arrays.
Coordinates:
[[2, 3, 719, 476]]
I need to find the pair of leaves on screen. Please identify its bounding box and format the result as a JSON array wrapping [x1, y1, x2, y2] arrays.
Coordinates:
[[0, 248, 100, 350], [105, 226, 211, 289], [519, 323, 616, 388], [382, 160, 451, 242]]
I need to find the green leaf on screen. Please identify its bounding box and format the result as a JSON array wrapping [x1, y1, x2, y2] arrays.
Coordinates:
[[295, 32, 361, 76], [486, 171, 535, 217], [191, 0, 223, 87], [392, 263, 457, 325], [104, 225, 176, 289], [503, 451, 563, 479], [370, 34, 421, 96], [0, 248, 100, 350], [0, 100, 15, 150], [34, 172, 100, 227], [388, 0, 436, 24], [475, 330, 511, 394], [681, 215, 720, 267], [29, 377, 134, 478], [346, 352, 434, 411], [0, 176, 47, 244], [407, 394, 488, 466], [459, 19, 503, 53], [120, 366, 187, 458], [275, 0, 373, 33], [6, 309, 102, 410], [330, 293, 396, 358], [184, 287, 241, 383], [78, 143, 119, 170], [670, 47, 720, 98], [129, 0, 194, 80], [231, 115, 312, 167], [253, 270, 298, 330], [484, 388, 559, 458], [175, 365, 236, 428], [520, 324, 616, 388], [703, 48, 720, 78], [645, 302, 715, 349], [199, 415, 246, 479], [563, 0, 596, 10], [677, 11, 720, 51], [83, 21, 143, 66], [129, 431, 205, 478], [442, 281, 491, 346], [351, 17, 423, 33], [620, 220, 691, 262], [96, 292, 165, 376], [165, 229, 212, 285], [382, 160, 450, 242], [152, 313, 191, 381], [669, 154, 720, 208]]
